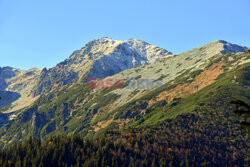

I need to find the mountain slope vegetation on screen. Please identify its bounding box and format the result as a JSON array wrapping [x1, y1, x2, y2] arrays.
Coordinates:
[[0, 39, 249, 166], [0, 51, 249, 146], [0, 63, 249, 166]]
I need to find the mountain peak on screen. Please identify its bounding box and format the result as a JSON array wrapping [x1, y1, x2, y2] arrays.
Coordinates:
[[214, 40, 247, 54], [190, 40, 247, 55], [0, 67, 22, 81], [85, 37, 117, 45], [0, 66, 20, 71], [100, 37, 113, 40], [213, 40, 228, 44], [32, 38, 173, 95]]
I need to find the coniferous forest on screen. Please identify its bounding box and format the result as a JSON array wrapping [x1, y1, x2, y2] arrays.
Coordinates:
[[0, 111, 248, 167]]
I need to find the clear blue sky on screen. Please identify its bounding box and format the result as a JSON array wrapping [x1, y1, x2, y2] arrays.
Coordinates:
[[0, 0, 249, 70]]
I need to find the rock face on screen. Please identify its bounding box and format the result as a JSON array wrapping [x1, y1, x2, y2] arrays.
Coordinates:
[[86, 39, 172, 78], [0, 67, 22, 109], [178, 40, 247, 58], [0, 67, 41, 112], [0, 67, 22, 90], [219, 40, 247, 54], [33, 37, 173, 95]]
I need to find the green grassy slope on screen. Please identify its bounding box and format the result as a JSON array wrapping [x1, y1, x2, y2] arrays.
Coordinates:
[[128, 62, 250, 128]]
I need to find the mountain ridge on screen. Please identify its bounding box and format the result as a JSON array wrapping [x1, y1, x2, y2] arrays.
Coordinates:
[[0, 38, 249, 148], [0, 38, 247, 114]]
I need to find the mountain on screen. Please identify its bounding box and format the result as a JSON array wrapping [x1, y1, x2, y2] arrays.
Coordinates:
[[0, 38, 172, 113], [0, 67, 22, 108], [33, 37, 173, 96], [0, 39, 248, 147], [90, 40, 248, 109], [0, 67, 21, 90], [0, 67, 41, 112]]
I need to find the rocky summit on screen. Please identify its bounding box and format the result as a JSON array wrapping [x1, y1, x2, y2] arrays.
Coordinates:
[[33, 38, 173, 96]]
